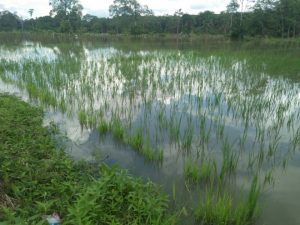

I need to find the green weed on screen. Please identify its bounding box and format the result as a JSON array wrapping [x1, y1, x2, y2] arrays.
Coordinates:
[[0, 94, 172, 224]]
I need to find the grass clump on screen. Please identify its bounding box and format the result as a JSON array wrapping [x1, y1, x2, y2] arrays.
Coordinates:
[[0, 94, 172, 224], [195, 191, 232, 225], [0, 94, 88, 223], [141, 140, 164, 162], [127, 131, 164, 162], [142, 146, 164, 162], [127, 128, 143, 151], [184, 159, 214, 183], [110, 118, 125, 141], [184, 159, 200, 182], [78, 110, 87, 127], [195, 176, 260, 225], [97, 119, 109, 134], [67, 165, 170, 225]]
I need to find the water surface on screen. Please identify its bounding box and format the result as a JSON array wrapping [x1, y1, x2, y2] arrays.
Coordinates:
[[0, 40, 300, 225]]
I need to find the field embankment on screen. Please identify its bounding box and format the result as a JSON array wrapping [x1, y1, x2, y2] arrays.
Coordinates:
[[0, 94, 173, 225]]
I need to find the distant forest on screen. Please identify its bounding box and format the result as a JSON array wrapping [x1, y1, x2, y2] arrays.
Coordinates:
[[0, 0, 299, 39]]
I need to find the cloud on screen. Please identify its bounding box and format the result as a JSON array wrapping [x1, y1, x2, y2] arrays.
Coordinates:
[[152, 8, 168, 15], [1, 0, 229, 18], [190, 3, 208, 10], [190, 0, 229, 13], [84, 9, 109, 18], [190, 3, 216, 10]]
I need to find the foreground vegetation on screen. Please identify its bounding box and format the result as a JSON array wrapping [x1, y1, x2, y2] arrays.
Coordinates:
[[0, 93, 262, 224], [0, 61, 265, 224], [0, 94, 172, 224], [1, 38, 298, 224]]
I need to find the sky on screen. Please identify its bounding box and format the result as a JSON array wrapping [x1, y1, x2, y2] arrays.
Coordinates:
[[0, 0, 231, 18]]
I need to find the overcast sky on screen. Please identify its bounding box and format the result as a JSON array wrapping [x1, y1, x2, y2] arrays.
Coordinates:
[[0, 0, 231, 18]]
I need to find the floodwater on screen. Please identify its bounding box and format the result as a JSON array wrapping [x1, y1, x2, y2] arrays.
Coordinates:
[[0, 40, 300, 225]]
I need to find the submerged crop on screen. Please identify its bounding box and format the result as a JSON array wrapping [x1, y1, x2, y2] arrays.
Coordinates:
[[0, 41, 300, 224]]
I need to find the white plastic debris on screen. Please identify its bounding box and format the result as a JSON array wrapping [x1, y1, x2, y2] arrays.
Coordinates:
[[46, 213, 60, 225]]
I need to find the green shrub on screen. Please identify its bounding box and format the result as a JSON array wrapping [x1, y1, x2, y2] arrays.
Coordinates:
[[0, 94, 173, 225], [67, 165, 170, 225]]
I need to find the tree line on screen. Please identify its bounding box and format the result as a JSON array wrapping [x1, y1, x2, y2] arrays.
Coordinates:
[[0, 0, 299, 39]]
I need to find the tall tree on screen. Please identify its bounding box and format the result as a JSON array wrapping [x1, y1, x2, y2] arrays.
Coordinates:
[[49, 0, 82, 17], [275, 0, 300, 38], [28, 9, 34, 30], [237, 0, 255, 26], [109, 0, 153, 34], [49, 0, 83, 32], [109, 0, 153, 18], [28, 9, 34, 18], [227, 0, 255, 39], [227, 0, 239, 29], [0, 11, 20, 31], [195, 11, 216, 34], [174, 9, 183, 36], [181, 14, 194, 34]]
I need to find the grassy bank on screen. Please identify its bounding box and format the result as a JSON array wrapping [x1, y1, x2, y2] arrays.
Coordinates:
[[1, 31, 300, 47], [0, 94, 173, 224], [0, 32, 228, 44]]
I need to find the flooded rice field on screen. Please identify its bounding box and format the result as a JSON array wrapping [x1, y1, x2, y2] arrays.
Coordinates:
[[1, 40, 300, 225]]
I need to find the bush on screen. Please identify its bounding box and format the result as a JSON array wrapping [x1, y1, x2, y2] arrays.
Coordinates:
[[67, 165, 170, 225], [0, 94, 173, 225]]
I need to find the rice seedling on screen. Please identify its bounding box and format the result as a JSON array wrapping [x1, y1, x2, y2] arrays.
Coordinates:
[[127, 128, 143, 151], [181, 127, 193, 152], [141, 140, 164, 162], [78, 110, 87, 127], [97, 119, 109, 135], [195, 175, 260, 225], [110, 117, 125, 141], [195, 191, 232, 225], [234, 175, 261, 225], [220, 139, 239, 180], [184, 159, 215, 183], [172, 182, 177, 202]]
